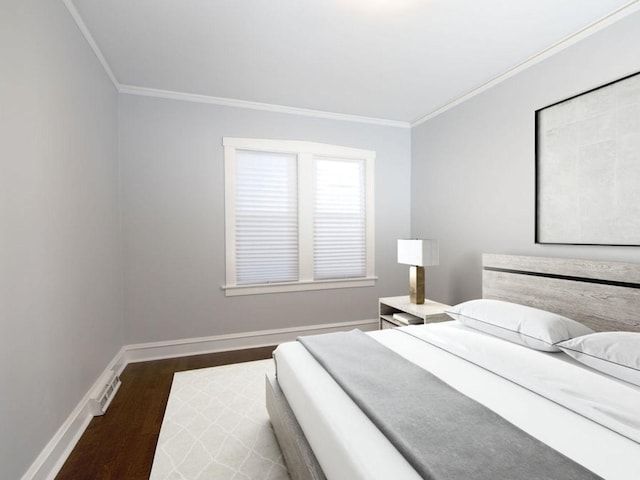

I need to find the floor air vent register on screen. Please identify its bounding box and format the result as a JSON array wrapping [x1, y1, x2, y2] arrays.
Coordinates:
[[89, 370, 121, 416]]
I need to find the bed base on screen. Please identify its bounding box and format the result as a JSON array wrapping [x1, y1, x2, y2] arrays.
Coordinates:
[[265, 373, 326, 480]]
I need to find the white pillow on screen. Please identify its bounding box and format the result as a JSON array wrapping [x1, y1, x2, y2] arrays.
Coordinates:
[[445, 299, 593, 352], [557, 332, 640, 387]]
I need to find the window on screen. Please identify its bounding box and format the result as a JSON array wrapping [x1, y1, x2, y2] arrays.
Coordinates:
[[223, 138, 375, 296]]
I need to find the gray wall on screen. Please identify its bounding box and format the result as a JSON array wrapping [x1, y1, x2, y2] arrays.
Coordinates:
[[0, 2, 122, 478], [119, 95, 411, 343], [411, 11, 640, 306]]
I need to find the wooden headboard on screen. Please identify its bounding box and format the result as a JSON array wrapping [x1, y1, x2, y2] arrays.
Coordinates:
[[482, 254, 640, 332]]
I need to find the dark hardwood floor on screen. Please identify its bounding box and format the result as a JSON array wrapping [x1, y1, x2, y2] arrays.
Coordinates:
[[55, 346, 277, 480]]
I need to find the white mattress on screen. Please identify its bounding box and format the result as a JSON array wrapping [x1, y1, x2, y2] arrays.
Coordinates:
[[273, 322, 640, 480]]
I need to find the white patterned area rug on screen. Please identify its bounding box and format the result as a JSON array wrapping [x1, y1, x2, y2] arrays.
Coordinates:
[[149, 359, 290, 480]]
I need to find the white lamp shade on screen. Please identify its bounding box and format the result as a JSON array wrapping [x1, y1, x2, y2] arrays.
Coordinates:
[[397, 239, 439, 266]]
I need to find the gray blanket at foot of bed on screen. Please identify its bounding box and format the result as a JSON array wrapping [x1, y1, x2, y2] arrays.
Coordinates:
[[298, 329, 601, 480]]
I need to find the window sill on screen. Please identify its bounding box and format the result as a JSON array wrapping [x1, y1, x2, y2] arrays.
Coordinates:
[[222, 277, 377, 296]]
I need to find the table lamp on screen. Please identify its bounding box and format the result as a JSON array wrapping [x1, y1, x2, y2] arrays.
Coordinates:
[[397, 239, 439, 304]]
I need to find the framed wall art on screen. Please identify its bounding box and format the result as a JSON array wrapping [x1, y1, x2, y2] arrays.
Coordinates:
[[535, 70, 640, 246]]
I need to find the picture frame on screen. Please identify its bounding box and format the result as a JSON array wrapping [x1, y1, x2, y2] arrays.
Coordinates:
[[535, 70, 640, 246]]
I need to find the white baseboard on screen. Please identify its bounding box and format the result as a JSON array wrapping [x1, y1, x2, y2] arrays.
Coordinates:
[[22, 319, 377, 480], [21, 347, 127, 480], [124, 319, 378, 363]]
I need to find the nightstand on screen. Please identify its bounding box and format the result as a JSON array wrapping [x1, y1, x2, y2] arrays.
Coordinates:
[[379, 296, 451, 329]]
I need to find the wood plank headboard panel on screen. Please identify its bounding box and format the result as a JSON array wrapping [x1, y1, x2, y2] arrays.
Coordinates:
[[482, 254, 640, 332]]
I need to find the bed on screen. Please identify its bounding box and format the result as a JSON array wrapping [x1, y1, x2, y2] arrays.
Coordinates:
[[266, 254, 640, 479]]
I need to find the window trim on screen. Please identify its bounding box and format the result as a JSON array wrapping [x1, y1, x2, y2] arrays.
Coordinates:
[[223, 137, 376, 296]]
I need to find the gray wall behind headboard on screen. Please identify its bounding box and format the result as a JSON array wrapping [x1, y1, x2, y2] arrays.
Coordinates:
[[411, 11, 640, 306]]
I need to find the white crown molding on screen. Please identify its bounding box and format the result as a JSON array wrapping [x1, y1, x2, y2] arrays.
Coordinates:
[[20, 319, 377, 480], [62, 0, 120, 89], [411, 0, 640, 127], [64, 0, 639, 130], [62, 0, 405, 129], [118, 85, 410, 128], [63, 0, 405, 127]]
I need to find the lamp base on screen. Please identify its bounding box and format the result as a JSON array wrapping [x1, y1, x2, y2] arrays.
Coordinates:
[[409, 266, 425, 304]]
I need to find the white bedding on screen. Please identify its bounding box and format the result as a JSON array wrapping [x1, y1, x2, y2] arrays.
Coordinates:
[[273, 321, 640, 480]]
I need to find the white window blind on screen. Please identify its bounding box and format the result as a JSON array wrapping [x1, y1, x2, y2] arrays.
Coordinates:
[[314, 157, 366, 280], [224, 138, 375, 296], [235, 150, 298, 285]]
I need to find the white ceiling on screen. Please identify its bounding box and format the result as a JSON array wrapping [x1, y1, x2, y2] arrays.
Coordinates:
[[68, 0, 639, 125]]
